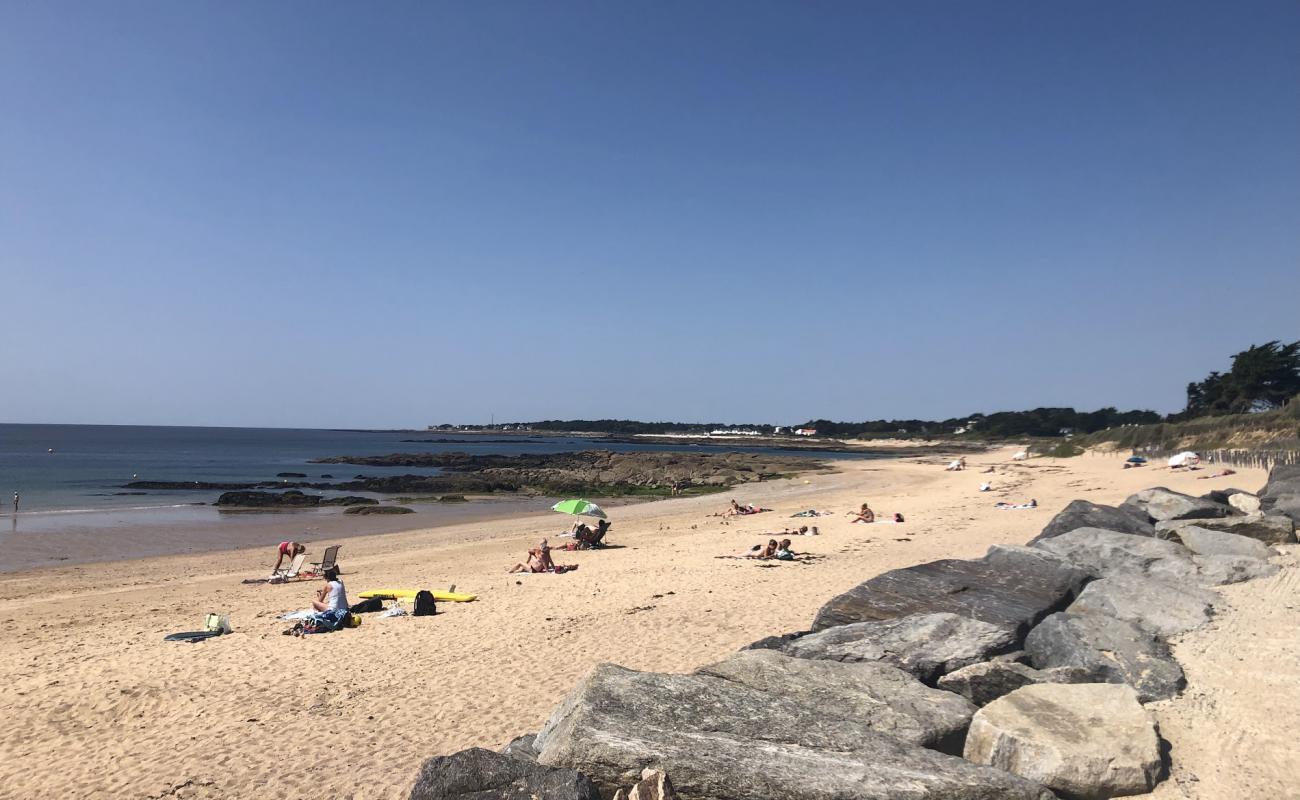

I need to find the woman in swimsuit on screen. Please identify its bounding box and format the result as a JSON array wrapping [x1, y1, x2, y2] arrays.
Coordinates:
[[274, 541, 306, 572]]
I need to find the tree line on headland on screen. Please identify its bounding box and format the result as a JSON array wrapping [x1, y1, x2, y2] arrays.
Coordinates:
[[455, 341, 1299, 441]]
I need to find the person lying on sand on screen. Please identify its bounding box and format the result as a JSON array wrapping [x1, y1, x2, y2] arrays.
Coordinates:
[[274, 540, 306, 572], [509, 539, 558, 573], [850, 503, 876, 523], [945, 457, 967, 471], [311, 566, 348, 613], [995, 499, 1038, 510], [718, 539, 780, 559], [1197, 469, 1236, 479]]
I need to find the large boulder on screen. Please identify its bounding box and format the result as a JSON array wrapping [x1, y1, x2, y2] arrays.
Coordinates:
[[1260, 464, 1300, 524], [408, 748, 601, 800], [812, 546, 1089, 636], [1122, 487, 1230, 523], [781, 612, 1018, 684], [534, 664, 902, 757], [1032, 527, 1199, 583], [1024, 612, 1185, 702], [1154, 514, 1296, 545], [1029, 499, 1154, 544], [1192, 554, 1280, 586], [1066, 574, 1217, 637], [964, 683, 1161, 799], [937, 660, 1100, 707], [697, 649, 975, 750], [1227, 492, 1262, 515], [1163, 525, 1275, 559], [535, 678, 1057, 799]]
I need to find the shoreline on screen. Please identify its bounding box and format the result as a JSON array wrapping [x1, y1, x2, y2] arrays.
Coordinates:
[[1, 447, 1287, 799]]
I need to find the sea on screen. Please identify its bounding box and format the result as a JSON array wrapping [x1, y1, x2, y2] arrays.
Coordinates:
[[0, 424, 867, 572]]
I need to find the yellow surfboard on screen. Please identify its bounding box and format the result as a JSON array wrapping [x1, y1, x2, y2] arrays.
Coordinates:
[[358, 588, 478, 603]]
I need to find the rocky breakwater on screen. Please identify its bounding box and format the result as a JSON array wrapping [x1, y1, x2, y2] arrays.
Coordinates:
[[313, 450, 831, 497], [213, 491, 378, 509], [404, 471, 1295, 800]]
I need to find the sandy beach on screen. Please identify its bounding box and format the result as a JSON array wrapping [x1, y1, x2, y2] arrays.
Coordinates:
[[0, 447, 1293, 800]]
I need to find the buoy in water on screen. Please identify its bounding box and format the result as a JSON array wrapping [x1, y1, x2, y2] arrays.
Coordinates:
[[47, 448, 54, 454]]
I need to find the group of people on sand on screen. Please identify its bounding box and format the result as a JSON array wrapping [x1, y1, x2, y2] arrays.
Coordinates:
[[506, 518, 612, 574], [508, 538, 579, 574], [721, 537, 800, 561], [720, 499, 768, 519]]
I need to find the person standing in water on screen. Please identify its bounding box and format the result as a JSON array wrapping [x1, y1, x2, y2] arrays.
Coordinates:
[[12, 492, 18, 515]]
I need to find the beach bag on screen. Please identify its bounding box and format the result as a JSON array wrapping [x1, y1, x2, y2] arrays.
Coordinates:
[[349, 597, 384, 615], [412, 590, 437, 617]]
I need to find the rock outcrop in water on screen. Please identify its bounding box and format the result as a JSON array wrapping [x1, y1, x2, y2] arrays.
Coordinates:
[[318, 450, 830, 495], [214, 491, 376, 508]]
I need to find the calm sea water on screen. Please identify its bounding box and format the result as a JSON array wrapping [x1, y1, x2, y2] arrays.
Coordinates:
[[0, 424, 860, 514]]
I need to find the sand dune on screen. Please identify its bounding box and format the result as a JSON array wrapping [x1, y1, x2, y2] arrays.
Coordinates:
[[0, 448, 1291, 799]]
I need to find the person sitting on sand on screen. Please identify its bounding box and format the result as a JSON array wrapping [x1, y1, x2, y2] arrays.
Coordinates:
[[721, 499, 744, 519], [509, 539, 558, 573], [945, 458, 965, 472], [774, 539, 796, 561], [850, 503, 876, 523], [274, 540, 306, 572], [311, 566, 348, 613]]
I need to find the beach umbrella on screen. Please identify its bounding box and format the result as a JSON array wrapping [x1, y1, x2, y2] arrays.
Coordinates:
[[551, 498, 606, 518]]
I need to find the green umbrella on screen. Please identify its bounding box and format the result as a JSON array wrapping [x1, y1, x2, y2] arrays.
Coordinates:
[[551, 498, 606, 518]]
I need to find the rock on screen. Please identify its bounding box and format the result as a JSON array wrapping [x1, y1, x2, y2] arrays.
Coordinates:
[[319, 495, 379, 506], [535, 664, 924, 757], [1200, 487, 1249, 507], [812, 546, 1089, 636], [1192, 554, 1280, 586], [1163, 524, 1275, 559], [1260, 464, 1300, 524], [742, 631, 813, 651], [937, 660, 1100, 707], [501, 734, 539, 762], [276, 472, 308, 478], [344, 505, 416, 515], [1067, 574, 1217, 636], [1024, 612, 1185, 702], [214, 490, 321, 508], [1228, 492, 1262, 515], [1032, 527, 1199, 583], [782, 612, 1018, 684], [536, 668, 1057, 799], [408, 747, 600, 800], [1122, 486, 1230, 522], [698, 649, 976, 750], [1155, 514, 1296, 545], [964, 683, 1161, 799], [1029, 499, 1155, 544], [627, 769, 676, 800]]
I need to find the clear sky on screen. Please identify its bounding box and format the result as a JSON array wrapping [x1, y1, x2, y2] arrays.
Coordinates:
[[2, 1, 1297, 429]]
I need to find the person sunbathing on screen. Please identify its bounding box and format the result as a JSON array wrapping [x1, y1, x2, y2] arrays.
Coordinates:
[[274, 540, 306, 572], [311, 566, 348, 613], [850, 503, 876, 523], [509, 539, 558, 573]]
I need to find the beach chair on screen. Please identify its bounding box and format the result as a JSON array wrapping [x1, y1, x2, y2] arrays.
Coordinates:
[[307, 544, 341, 576], [270, 553, 308, 582]]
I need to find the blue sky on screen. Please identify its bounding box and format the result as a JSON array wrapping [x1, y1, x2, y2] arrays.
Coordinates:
[[2, 1, 1297, 428]]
